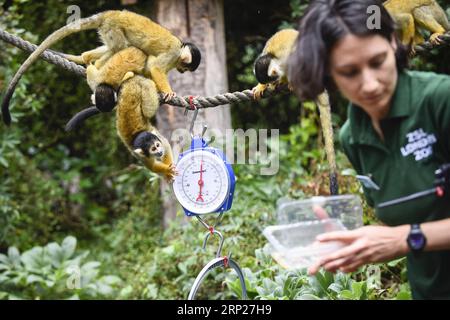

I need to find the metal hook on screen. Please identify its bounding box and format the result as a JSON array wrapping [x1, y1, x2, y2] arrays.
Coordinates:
[[202, 229, 224, 258], [201, 124, 208, 138], [196, 214, 225, 258], [189, 107, 199, 139]]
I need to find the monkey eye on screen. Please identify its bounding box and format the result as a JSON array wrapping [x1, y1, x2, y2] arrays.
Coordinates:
[[156, 142, 161, 148], [151, 147, 157, 152]]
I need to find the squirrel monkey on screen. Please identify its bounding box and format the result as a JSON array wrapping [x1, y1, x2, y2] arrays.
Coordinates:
[[65, 46, 149, 129], [86, 46, 148, 112], [383, 0, 450, 47], [66, 47, 176, 181], [116, 75, 177, 182], [252, 29, 299, 100], [1, 10, 201, 125]]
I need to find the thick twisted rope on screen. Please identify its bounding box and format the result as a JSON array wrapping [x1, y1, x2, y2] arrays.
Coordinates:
[[0, 29, 87, 77], [0, 28, 280, 108], [2, 29, 450, 108]]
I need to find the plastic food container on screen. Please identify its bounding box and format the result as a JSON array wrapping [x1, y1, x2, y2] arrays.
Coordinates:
[[263, 195, 363, 269]]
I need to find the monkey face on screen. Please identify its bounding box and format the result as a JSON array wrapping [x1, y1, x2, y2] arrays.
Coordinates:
[[133, 131, 164, 159], [176, 64, 189, 73], [254, 54, 279, 84], [180, 42, 201, 72], [148, 140, 164, 158]]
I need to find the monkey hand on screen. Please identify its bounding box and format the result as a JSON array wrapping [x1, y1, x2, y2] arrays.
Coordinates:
[[429, 33, 444, 45], [82, 52, 97, 65], [252, 83, 268, 100], [164, 163, 178, 183], [162, 92, 177, 103]]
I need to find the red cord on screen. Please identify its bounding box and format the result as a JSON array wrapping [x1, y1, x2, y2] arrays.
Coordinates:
[[223, 256, 229, 268], [436, 186, 445, 197], [188, 95, 197, 110], [208, 226, 214, 234]]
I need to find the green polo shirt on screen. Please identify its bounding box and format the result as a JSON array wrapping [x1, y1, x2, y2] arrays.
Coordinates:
[[339, 70, 450, 299]]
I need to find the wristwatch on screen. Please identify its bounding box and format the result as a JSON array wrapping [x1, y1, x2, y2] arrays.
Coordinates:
[[407, 224, 427, 253]]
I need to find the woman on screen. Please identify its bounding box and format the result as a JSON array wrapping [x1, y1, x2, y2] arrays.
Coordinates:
[[288, 0, 450, 299]]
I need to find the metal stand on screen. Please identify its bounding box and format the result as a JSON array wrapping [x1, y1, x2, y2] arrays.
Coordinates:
[[187, 215, 248, 300]]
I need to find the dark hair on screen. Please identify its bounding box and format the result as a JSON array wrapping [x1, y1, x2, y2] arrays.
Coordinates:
[[132, 131, 161, 157], [95, 84, 117, 112], [287, 0, 408, 100], [182, 42, 202, 71], [254, 53, 278, 84]]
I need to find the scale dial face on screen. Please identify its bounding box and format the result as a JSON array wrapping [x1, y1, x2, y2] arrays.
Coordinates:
[[173, 149, 230, 215]]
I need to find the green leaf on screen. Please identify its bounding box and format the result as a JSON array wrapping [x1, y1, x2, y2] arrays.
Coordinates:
[[26, 274, 44, 284], [0, 157, 8, 168], [80, 261, 101, 285], [144, 283, 159, 299], [395, 290, 412, 300], [161, 245, 175, 256], [387, 257, 405, 267], [339, 290, 355, 300], [7, 247, 21, 267], [341, 168, 357, 176], [328, 283, 343, 294], [61, 236, 77, 260], [21, 247, 47, 270], [297, 293, 321, 300], [350, 281, 367, 300], [46, 242, 64, 268], [119, 285, 134, 299]]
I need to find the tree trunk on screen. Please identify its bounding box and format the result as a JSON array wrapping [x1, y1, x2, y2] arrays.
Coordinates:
[[154, 0, 231, 228]]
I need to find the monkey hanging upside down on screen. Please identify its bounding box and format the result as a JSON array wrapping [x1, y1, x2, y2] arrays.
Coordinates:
[[1, 10, 201, 125]]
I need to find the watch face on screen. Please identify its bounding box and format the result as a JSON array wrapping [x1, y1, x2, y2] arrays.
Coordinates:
[[408, 232, 425, 250]]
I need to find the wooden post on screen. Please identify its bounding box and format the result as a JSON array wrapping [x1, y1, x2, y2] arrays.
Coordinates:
[[155, 0, 231, 227]]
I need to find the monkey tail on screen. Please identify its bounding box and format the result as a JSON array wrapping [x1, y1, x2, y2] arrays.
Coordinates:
[[1, 12, 106, 125], [65, 106, 101, 131]]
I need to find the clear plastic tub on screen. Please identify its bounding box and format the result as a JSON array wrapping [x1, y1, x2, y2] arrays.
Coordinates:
[[263, 195, 363, 269]]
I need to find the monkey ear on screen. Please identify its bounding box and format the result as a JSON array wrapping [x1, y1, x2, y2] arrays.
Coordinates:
[[180, 46, 192, 64], [133, 148, 144, 157]]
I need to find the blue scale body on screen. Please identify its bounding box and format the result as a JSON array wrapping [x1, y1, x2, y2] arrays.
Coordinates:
[[177, 137, 235, 217]]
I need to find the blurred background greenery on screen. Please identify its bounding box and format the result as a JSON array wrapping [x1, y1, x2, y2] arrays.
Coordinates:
[[0, 0, 449, 299]]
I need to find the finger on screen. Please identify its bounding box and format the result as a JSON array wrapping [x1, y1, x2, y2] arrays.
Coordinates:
[[307, 261, 322, 275], [318, 241, 365, 266], [316, 229, 359, 242], [322, 255, 355, 272], [312, 205, 329, 220]]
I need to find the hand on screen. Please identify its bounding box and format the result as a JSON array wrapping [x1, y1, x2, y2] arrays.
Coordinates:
[[312, 205, 337, 232], [165, 163, 178, 183], [252, 83, 267, 100], [163, 92, 177, 103], [308, 225, 409, 275]]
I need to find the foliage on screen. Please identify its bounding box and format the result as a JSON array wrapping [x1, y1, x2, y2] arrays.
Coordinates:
[[226, 246, 411, 300], [0, 236, 122, 299], [3, 0, 449, 300]]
